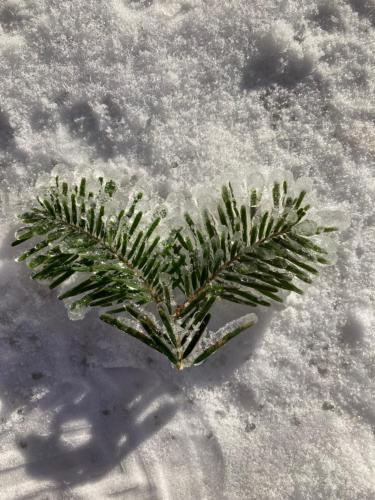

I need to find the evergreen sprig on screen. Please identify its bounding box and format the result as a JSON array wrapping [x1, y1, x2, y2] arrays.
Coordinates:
[[12, 175, 339, 369]]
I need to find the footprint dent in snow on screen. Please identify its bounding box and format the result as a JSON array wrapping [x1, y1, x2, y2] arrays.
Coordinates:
[[349, 0, 375, 26], [243, 21, 316, 90], [30, 106, 55, 132], [0, 1, 30, 32], [312, 2, 345, 32], [61, 99, 115, 160], [0, 109, 15, 150], [341, 312, 365, 346]]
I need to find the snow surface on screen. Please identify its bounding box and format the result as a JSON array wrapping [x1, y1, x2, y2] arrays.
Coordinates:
[[1, 0, 375, 498]]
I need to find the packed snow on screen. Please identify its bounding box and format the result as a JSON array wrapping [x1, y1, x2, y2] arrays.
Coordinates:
[[1, 0, 375, 498]]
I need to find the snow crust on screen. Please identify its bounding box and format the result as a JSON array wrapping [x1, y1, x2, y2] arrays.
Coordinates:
[[1, 0, 375, 498]]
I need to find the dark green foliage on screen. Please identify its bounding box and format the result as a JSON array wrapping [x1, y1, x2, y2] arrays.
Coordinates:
[[12, 176, 339, 369]]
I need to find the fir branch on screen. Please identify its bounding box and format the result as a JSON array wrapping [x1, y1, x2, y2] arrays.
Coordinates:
[[13, 177, 166, 308], [170, 181, 334, 324], [12, 175, 340, 369]]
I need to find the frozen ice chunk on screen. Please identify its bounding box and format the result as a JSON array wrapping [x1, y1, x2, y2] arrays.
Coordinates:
[[294, 219, 318, 236], [294, 176, 314, 195], [285, 209, 299, 224], [268, 168, 294, 189], [317, 236, 338, 264], [245, 171, 265, 195], [316, 209, 351, 231], [229, 170, 265, 200], [67, 303, 88, 321], [214, 313, 258, 340]]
